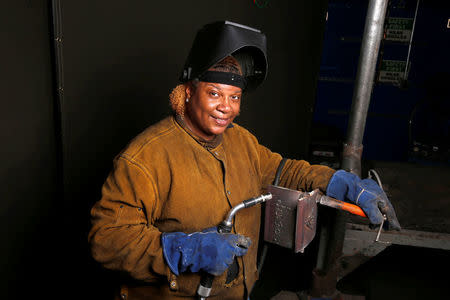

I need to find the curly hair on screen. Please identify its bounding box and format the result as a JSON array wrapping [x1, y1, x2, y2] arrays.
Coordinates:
[[169, 84, 187, 117]]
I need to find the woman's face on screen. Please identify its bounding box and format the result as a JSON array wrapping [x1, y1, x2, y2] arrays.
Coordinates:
[[184, 81, 242, 141]]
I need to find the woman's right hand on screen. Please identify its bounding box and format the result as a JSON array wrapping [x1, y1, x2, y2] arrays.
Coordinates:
[[161, 228, 251, 276]]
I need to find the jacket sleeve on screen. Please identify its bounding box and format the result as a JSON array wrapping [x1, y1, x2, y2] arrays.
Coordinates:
[[88, 154, 170, 282], [257, 143, 336, 193]]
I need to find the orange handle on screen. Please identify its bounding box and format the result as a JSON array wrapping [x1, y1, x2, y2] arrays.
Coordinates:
[[319, 196, 367, 218]]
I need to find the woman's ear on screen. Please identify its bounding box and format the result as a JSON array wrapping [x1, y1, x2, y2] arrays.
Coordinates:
[[185, 82, 195, 100]]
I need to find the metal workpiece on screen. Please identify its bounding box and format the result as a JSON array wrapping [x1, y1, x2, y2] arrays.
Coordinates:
[[264, 187, 367, 253], [295, 192, 318, 253], [264, 186, 304, 251]]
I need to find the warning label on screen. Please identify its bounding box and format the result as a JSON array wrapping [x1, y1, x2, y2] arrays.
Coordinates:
[[385, 17, 414, 42], [378, 60, 407, 83]]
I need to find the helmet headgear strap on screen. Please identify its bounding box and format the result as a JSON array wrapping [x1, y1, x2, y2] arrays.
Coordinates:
[[197, 71, 247, 90]]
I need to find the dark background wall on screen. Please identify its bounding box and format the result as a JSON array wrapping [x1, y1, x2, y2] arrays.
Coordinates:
[[0, 0, 60, 296], [1, 1, 329, 299]]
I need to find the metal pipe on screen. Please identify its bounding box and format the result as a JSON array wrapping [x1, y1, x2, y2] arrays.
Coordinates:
[[342, 0, 389, 175], [311, 0, 389, 296], [347, 0, 389, 147], [337, 0, 389, 277], [314, 222, 328, 271]]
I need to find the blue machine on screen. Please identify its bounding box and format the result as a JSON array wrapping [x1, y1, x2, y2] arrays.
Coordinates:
[[311, 0, 449, 164]]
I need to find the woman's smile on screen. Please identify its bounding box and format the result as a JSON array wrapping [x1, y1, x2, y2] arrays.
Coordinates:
[[184, 81, 242, 140]]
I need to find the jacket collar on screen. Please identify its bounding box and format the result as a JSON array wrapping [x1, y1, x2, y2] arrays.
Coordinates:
[[175, 115, 227, 150]]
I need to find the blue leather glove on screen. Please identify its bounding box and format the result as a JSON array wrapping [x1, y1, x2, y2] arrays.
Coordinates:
[[326, 170, 401, 230], [161, 227, 251, 276]]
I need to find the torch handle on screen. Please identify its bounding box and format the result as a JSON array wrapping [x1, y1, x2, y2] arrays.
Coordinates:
[[197, 273, 214, 300], [318, 196, 367, 218], [197, 193, 272, 299], [197, 223, 232, 299]]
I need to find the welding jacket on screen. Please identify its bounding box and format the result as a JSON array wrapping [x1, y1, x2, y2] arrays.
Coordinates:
[[88, 115, 335, 300]]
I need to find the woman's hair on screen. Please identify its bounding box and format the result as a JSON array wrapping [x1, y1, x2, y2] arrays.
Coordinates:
[[169, 55, 242, 116], [169, 84, 187, 117], [209, 56, 243, 75]]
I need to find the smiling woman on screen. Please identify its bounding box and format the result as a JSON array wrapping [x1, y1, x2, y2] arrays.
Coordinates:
[[88, 20, 399, 300], [184, 80, 242, 140], [174, 56, 243, 141]]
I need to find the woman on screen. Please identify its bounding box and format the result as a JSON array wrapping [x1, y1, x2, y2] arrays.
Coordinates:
[[88, 21, 400, 300]]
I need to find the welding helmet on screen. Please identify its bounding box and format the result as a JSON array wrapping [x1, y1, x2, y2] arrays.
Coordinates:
[[180, 21, 268, 91]]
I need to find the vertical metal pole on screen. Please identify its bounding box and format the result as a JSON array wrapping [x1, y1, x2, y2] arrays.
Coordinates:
[[342, 0, 389, 175], [311, 0, 389, 296], [403, 0, 420, 81]]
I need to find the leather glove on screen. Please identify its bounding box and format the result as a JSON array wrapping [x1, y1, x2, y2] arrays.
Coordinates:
[[161, 227, 251, 276], [326, 170, 401, 230]]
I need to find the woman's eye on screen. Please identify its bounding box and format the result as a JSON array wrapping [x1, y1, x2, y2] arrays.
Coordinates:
[[231, 95, 241, 101], [210, 91, 219, 97]]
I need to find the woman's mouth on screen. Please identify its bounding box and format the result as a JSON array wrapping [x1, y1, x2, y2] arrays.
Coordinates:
[[211, 115, 229, 126]]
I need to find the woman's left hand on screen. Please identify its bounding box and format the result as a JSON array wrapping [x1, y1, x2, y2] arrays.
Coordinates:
[[326, 170, 401, 230]]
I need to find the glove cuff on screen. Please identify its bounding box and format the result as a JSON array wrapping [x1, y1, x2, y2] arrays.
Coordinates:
[[161, 232, 185, 276], [326, 169, 350, 201]]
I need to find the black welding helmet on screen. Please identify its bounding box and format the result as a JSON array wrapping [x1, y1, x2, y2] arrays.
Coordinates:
[[180, 21, 268, 92]]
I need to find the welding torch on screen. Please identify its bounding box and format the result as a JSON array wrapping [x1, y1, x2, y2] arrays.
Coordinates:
[[197, 193, 273, 300], [311, 190, 388, 242]]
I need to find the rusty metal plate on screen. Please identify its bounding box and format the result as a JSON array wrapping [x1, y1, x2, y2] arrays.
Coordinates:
[[295, 193, 318, 253], [264, 185, 302, 249], [264, 185, 318, 253]]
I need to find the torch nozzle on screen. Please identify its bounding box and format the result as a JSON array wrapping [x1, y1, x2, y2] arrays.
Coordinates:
[[222, 193, 272, 229]]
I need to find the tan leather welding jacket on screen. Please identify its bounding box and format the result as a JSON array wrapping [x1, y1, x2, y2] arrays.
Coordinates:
[[88, 116, 335, 300]]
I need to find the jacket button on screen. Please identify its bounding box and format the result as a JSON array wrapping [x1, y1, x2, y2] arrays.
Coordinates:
[[121, 293, 127, 300], [227, 190, 231, 195], [169, 280, 178, 290]]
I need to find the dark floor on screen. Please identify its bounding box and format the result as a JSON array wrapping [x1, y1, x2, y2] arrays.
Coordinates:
[[338, 245, 450, 300], [251, 243, 450, 300]]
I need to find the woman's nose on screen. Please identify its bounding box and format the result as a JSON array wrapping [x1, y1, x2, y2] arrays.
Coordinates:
[[217, 98, 232, 113]]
